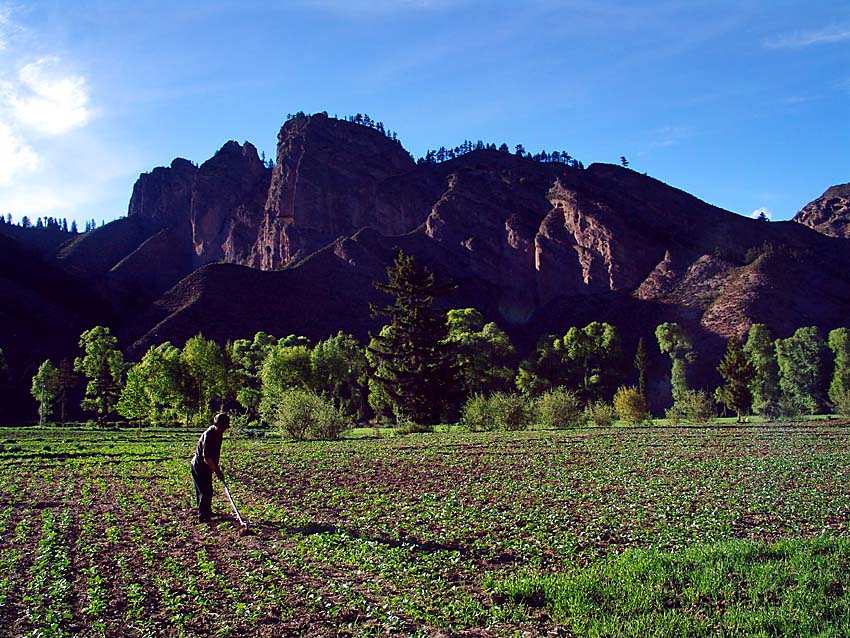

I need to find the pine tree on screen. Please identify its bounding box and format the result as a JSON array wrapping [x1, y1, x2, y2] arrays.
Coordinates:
[[367, 251, 460, 425], [717, 338, 755, 421], [634, 337, 648, 404]]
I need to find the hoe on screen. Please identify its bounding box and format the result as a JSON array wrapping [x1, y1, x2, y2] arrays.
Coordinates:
[[222, 480, 251, 536]]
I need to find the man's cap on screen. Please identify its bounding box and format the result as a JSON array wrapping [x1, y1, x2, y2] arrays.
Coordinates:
[[214, 412, 230, 428]]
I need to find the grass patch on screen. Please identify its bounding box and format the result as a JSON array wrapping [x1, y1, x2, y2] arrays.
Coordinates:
[[488, 537, 850, 636]]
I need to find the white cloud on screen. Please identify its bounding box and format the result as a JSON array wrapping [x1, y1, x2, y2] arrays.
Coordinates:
[[750, 207, 772, 220], [765, 23, 850, 49], [5, 57, 92, 135], [0, 120, 40, 185]]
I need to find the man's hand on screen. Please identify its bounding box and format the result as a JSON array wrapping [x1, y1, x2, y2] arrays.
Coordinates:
[[217, 470, 225, 482]]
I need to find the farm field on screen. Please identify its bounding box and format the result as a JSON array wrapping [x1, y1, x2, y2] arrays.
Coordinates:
[[1, 424, 850, 637]]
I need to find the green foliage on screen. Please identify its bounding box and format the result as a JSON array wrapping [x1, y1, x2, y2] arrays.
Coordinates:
[[776, 327, 827, 415], [229, 331, 277, 421], [259, 343, 313, 425], [445, 308, 515, 397], [584, 400, 617, 428], [461, 393, 497, 432], [716, 338, 755, 421], [830, 387, 850, 417], [517, 322, 622, 400], [74, 326, 125, 423], [665, 389, 715, 425], [368, 251, 460, 425], [117, 342, 184, 425], [828, 328, 850, 409], [634, 338, 648, 403], [743, 323, 781, 416], [655, 322, 693, 403], [269, 387, 348, 441], [534, 387, 584, 429], [181, 333, 228, 426], [309, 332, 369, 420], [488, 537, 850, 636], [613, 386, 649, 425], [30, 360, 59, 423], [461, 392, 532, 431]]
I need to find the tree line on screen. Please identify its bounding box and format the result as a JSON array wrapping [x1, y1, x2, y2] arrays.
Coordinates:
[[0, 213, 105, 234], [20, 251, 850, 434]]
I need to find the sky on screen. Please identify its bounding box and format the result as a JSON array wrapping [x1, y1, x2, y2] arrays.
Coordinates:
[[0, 0, 847, 227]]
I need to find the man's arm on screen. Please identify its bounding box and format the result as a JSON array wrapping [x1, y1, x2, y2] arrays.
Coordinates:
[[206, 457, 225, 481]]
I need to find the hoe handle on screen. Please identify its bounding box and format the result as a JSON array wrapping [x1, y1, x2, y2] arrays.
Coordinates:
[[222, 482, 247, 528]]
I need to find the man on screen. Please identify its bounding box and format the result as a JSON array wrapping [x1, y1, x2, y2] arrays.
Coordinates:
[[190, 412, 229, 522]]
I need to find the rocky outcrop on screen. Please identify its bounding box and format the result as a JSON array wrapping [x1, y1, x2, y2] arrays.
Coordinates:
[[190, 141, 271, 267], [127, 158, 197, 227], [254, 113, 417, 269], [793, 182, 850, 238]]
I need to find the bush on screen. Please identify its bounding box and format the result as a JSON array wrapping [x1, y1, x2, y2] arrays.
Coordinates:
[[534, 387, 583, 429], [461, 393, 497, 432], [584, 400, 617, 427], [270, 387, 349, 440], [613, 387, 650, 426], [665, 389, 715, 424], [491, 392, 534, 431], [395, 417, 434, 435], [831, 387, 850, 417], [462, 392, 533, 431]]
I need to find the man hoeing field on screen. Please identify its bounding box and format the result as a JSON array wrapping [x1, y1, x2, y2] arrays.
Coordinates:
[[190, 412, 230, 522]]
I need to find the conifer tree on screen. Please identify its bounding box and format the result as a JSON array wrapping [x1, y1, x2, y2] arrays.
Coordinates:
[[367, 251, 459, 425], [634, 337, 648, 404], [717, 338, 754, 421]]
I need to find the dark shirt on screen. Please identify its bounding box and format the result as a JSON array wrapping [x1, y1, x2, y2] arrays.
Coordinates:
[[192, 425, 223, 473]]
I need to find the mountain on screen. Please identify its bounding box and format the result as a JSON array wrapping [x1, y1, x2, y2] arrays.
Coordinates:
[[793, 182, 850, 238], [1, 111, 848, 420]]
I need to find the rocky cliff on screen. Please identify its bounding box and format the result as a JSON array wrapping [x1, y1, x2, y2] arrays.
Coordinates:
[[793, 182, 850, 238]]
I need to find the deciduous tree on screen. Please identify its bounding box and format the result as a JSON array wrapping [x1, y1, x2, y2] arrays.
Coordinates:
[[776, 326, 827, 415]]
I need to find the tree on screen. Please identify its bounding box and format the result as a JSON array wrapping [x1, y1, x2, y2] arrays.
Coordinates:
[[117, 342, 185, 425], [655, 322, 693, 403], [310, 332, 369, 420], [367, 251, 460, 425], [634, 338, 648, 404], [716, 338, 755, 422], [620, 156, 629, 167], [445, 308, 515, 397], [74, 326, 125, 423], [775, 326, 827, 415], [31, 360, 59, 424], [229, 332, 277, 421], [55, 358, 77, 424], [516, 334, 566, 395], [828, 328, 850, 408], [181, 334, 228, 425], [562, 322, 622, 402], [259, 343, 313, 425], [743, 324, 780, 415]]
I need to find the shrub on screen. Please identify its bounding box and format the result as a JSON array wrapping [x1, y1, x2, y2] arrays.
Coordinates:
[[534, 387, 583, 430], [271, 387, 349, 440], [831, 387, 850, 417], [395, 417, 434, 435], [491, 392, 534, 431], [462, 393, 497, 432], [584, 400, 617, 427], [613, 386, 649, 426], [665, 389, 715, 424]]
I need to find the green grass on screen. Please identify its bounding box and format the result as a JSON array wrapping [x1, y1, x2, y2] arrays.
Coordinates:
[[488, 537, 850, 637]]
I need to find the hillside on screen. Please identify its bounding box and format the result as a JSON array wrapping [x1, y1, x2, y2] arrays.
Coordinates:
[[1, 111, 848, 420]]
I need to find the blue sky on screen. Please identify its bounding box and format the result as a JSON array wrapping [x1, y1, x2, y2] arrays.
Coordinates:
[[0, 0, 847, 227]]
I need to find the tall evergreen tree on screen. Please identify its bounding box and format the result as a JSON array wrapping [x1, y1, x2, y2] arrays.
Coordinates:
[[56, 357, 77, 424], [74, 326, 125, 423], [828, 327, 850, 408], [717, 338, 755, 421], [743, 323, 780, 415], [634, 337, 648, 404], [367, 251, 460, 425]]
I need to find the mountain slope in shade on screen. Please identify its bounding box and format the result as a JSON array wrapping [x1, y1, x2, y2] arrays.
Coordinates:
[[1, 111, 848, 419]]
